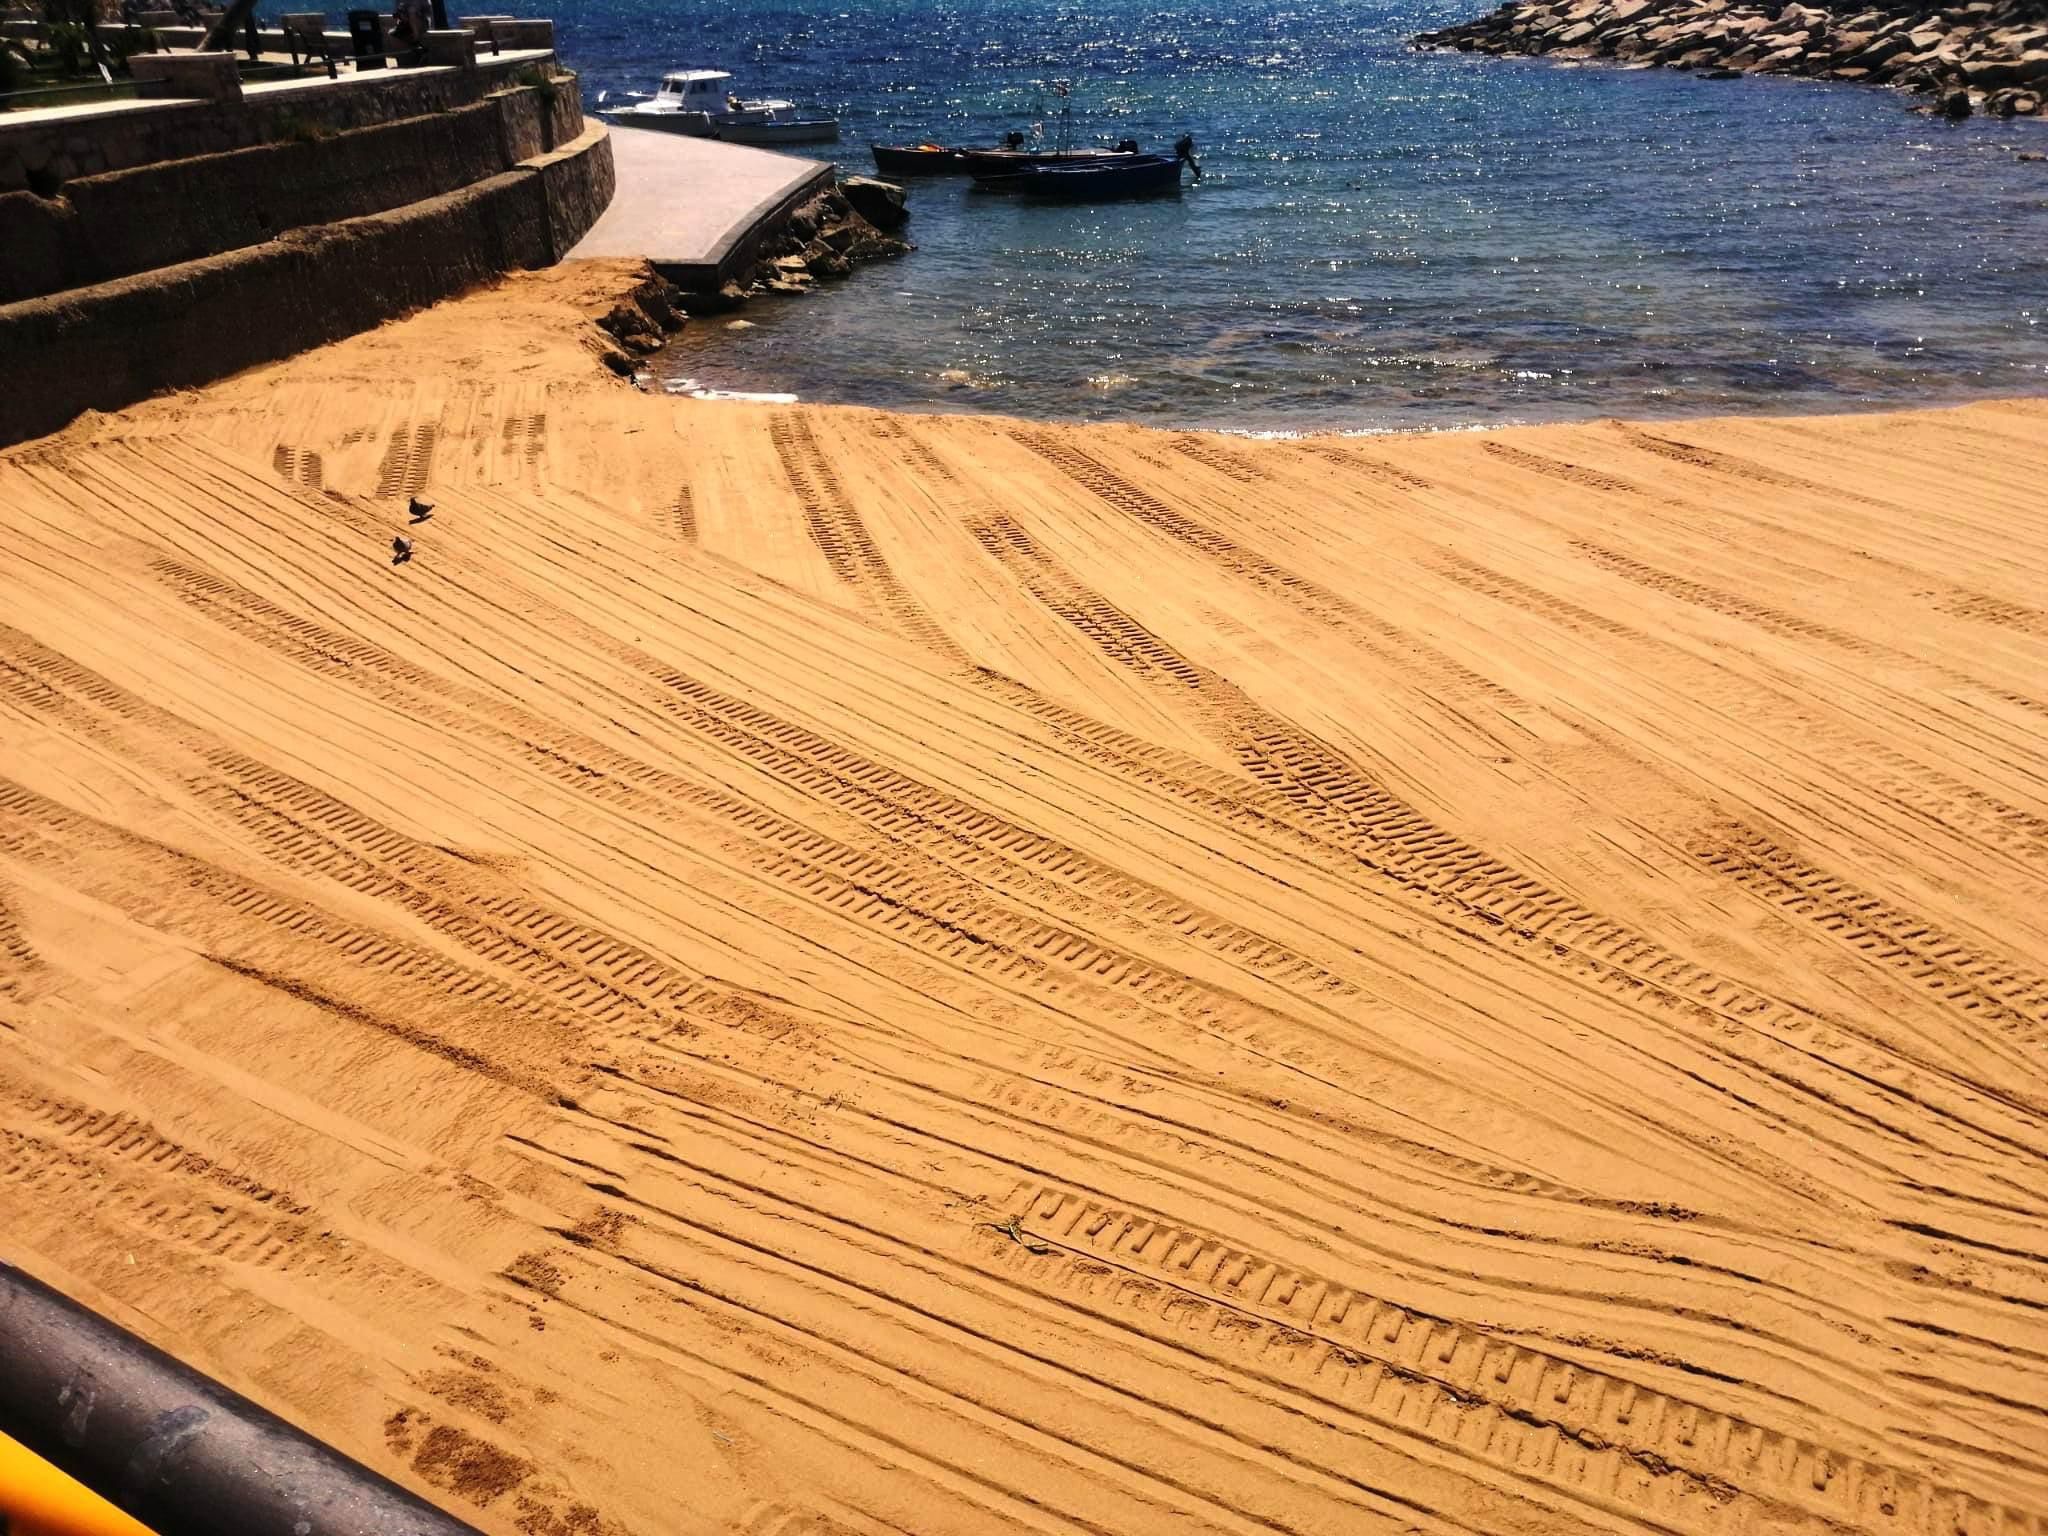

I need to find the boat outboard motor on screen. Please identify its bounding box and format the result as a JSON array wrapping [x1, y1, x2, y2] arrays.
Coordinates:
[[1175, 133, 1202, 181], [1004, 129, 1027, 150]]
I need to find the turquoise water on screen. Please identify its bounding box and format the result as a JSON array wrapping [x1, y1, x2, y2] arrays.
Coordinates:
[[560, 0, 2048, 431]]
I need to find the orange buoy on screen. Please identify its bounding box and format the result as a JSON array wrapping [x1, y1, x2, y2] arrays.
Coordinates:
[[0, 1429, 161, 1536]]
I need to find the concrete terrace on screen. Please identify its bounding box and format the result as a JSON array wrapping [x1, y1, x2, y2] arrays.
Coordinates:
[[0, 48, 553, 129], [568, 123, 833, 289]]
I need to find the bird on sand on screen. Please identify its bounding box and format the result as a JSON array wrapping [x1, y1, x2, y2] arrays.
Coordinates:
[[408, 496, 435, 522]]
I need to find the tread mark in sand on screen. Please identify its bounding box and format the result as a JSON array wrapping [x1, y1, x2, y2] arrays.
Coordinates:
[[999, 1181, 2027, 1536], [1432, 556, 2048, 856], [1938, 590, 2048, 639], [1010, 428, 1516, 704], [1614, 425, 1898, 512], [501, 411, 546, 467], [1431, 552, 1649, 644], [0, 773, 582, 1099], [374, 425, 413, 499], [769, 412, 965, 660], [1693, 825, 2048, 1043], [405, 422, 439, 494], [1168, 435, 1271, 484], [1575, 529, 2048, 718], [1573, 540, 1888, 656], [187, 750, 702, 1030], [1482, 442, 1647, 497], [1297, 441, 1432, 492], [867, 418, 953, 481], [0, 885, 41, 999]]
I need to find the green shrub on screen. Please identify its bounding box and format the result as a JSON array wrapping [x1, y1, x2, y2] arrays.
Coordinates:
[[46, 19, 91, 74], [268, 108, 332, 144]]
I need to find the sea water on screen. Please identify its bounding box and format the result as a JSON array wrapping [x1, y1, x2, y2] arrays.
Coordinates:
[[560, 0, 2048, 431]]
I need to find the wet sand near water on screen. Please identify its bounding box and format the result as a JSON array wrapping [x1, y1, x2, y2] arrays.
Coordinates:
[[1, 260, 2045, 1536]]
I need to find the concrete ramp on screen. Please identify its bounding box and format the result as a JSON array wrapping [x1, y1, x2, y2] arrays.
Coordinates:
[[568, 125, 834, 290]]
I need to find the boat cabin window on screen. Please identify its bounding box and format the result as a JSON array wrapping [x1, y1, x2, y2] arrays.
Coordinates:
[[659, 76, 726, 103]]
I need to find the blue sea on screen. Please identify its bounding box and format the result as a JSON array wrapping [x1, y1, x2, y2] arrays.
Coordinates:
[[559, 0, 2048, 431]]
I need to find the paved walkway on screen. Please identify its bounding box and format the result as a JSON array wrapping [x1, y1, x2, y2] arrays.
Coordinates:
[[568, 124, 834, 288]]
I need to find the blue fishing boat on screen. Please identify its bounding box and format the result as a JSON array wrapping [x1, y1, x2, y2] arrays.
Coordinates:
[[986, 154, 1182, 199], [974, 135, 1202, 201]]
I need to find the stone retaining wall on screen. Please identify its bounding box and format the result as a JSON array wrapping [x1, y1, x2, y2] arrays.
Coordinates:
[[0, 122, 613, 447], [1416, 0, 2048, 117], [0, 79, 581, 303], [0, 47, 557, 193]]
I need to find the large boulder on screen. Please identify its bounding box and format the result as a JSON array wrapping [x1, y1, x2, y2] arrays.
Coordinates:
[[1962, 56, 2038, 87], [839, 176, 909, 231], [1753, 43, 1811, 70]]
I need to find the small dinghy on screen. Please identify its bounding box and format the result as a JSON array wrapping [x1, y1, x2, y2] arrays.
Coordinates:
[[871, 143, 971, 176]]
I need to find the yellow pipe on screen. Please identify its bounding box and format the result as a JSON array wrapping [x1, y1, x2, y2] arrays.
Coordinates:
[[0, 1429, 161, 1536]]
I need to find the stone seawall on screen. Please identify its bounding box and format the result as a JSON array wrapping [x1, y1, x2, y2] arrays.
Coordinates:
[[0, 80, 581, 304], [0, 49, 561, 193], [0, 122, 613, 447], [1416, 0, 2048, 118]]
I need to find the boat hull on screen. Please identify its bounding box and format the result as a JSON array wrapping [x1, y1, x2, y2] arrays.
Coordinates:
[[602, 109, 840, 145], [959, 147, 1135, 176], [716, 119, 841, 145], [871, 144, 969, 176], [980, 155, 1185, 200]]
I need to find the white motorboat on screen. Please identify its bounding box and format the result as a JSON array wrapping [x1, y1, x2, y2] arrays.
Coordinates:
[[598, 70, 840, 145]]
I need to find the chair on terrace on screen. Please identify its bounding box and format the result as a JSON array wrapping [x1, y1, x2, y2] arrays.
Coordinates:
[[281, 10, 338, 76]]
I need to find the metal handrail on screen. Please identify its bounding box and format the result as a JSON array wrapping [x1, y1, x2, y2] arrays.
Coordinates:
[[0, 78, 140, 104]]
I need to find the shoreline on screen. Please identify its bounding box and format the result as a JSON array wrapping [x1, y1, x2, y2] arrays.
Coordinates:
[[642, 307, 2048, 442], [4, 258, 2046, 1536]]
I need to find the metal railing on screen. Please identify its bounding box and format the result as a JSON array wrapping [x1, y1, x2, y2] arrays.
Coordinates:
[[0, 15, 509, 104], [0, 76, 141, 106]]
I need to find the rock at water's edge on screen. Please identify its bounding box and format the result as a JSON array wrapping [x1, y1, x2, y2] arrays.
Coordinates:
[[840, 175, 911, 231]]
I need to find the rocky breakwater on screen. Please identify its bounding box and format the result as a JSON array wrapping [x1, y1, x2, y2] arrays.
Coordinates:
[[1416, 0, 2048, 118]]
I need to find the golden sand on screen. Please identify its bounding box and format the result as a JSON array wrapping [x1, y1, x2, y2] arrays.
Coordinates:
[[2, 261, 2045, 1536]]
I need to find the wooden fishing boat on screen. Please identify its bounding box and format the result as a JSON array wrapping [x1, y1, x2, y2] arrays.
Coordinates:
[[959, 146, 1138, 174], [976, 152, 1189, 200], [873, 129, 1122, 178], [870, 143, 971, 176]]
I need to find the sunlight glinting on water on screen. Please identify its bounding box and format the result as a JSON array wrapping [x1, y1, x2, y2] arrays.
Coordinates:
[[565, 0, 2048, 429]]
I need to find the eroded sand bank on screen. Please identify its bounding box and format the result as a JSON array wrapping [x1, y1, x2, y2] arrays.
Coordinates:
[[2, 261, 2045, 1536]]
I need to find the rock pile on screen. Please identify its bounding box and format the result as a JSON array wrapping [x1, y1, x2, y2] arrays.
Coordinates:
[[1415, 0, 2048, 117], [591, 270, 689, 377], [681, 180, 913, 315]]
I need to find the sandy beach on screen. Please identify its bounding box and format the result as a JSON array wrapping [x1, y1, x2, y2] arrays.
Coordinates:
[[2, 259, 2045, 1536]]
